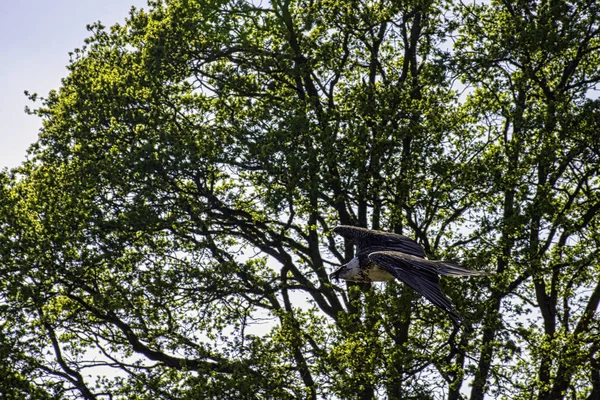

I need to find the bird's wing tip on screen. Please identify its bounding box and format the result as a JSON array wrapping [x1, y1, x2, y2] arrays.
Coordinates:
[[333, 225, 366, 237]]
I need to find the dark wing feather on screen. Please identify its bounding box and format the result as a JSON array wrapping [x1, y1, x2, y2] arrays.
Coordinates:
[[368, 251, 462, 325], [333, 225, 425, 258]]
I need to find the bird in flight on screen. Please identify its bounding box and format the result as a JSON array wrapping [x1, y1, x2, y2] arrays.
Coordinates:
[[329, 225, 490, 325]]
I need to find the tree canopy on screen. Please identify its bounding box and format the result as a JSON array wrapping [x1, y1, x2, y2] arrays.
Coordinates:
[[1, 0, 599, 399]]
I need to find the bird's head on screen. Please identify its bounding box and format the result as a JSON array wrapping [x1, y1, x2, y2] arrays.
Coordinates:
[[329, 257, 360, 281]]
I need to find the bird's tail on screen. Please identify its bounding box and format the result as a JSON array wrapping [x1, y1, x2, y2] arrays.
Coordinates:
[[436, 261, 492, 277]]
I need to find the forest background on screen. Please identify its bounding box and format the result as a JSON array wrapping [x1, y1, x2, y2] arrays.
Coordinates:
[[1, 0, 599, 399]]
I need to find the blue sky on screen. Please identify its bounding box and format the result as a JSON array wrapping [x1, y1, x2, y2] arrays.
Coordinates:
[[1, 0, 148, 169]]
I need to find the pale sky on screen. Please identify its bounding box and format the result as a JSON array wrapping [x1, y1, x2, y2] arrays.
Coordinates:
[[1, 1, 148, 170]]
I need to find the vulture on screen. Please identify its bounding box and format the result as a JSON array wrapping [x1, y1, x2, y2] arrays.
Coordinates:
[[330, 225, 490, 325]]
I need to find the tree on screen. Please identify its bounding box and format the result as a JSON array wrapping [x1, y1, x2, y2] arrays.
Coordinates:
[[455, 1, 600, 398], [1, 0, 599, 398]]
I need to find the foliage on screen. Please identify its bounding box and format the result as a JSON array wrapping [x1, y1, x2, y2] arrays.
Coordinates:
[[1, 0, 599, 399]]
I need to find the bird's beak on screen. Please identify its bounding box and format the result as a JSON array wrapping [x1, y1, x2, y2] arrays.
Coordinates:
[[329, 265, 345, 281]]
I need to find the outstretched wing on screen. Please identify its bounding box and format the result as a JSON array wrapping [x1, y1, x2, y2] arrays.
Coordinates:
[[368, 251, 462, 325], [333, 225, 425, 258]]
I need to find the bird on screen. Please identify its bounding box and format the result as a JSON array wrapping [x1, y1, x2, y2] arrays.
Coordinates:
[[329, 225, 490, 325]]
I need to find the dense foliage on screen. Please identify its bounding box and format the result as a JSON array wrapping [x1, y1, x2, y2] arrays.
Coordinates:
[[1, 0, 599, 398]]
